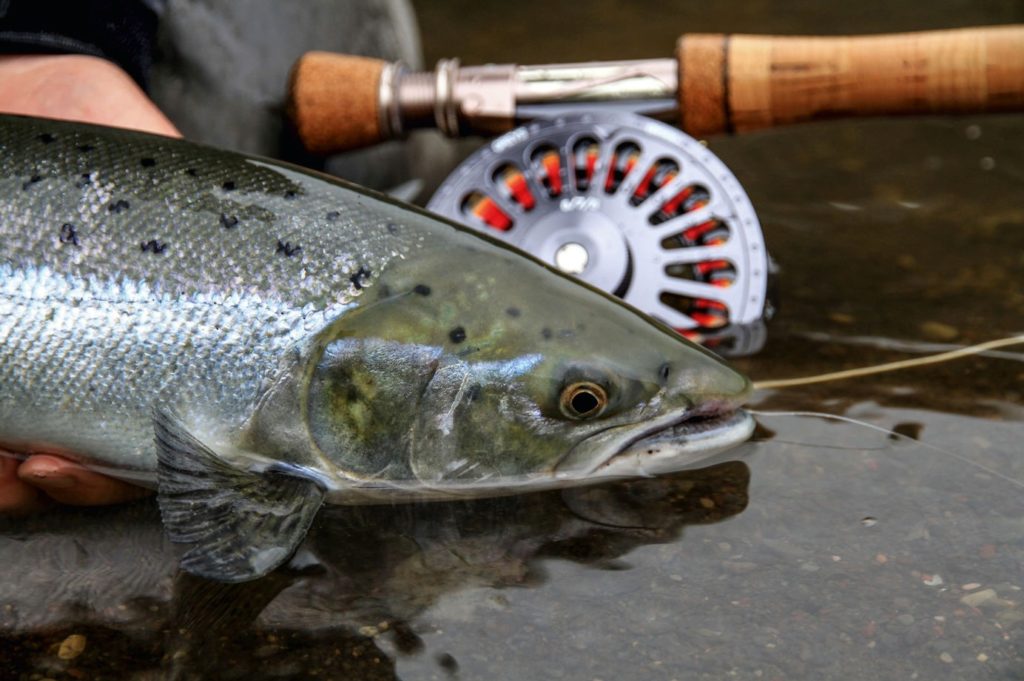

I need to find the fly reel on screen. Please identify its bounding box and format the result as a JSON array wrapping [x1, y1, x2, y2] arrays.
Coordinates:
[[427, 112, 770, 356]]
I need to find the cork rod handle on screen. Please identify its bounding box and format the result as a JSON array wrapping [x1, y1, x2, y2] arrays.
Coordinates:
[[677, 25, 1024, 137]]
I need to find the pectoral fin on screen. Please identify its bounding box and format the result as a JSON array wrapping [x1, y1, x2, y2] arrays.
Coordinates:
[[153, 409, 325, 583]]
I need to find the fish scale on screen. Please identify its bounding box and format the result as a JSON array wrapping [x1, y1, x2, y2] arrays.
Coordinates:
[[0, 119, 399, 306], [0, 115, 415, 476]]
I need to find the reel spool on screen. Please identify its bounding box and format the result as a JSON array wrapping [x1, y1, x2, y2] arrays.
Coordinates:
[[427, 112, 770, 355]]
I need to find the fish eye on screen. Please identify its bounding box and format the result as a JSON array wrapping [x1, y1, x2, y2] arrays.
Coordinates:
[[560, 382, 608, 420]]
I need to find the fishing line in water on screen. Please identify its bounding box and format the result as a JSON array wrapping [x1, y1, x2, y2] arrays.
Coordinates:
[[747, 334, 1024, 489], [747, 410, 1024, 490], [752, 334, 1024, 390]]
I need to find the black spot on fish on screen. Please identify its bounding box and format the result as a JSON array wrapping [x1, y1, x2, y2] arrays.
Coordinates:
[[37, 133, 55, 144], [349, 266, 372, 290], [276, 240, 301, 257], [75, 173, 93, 188], [220, 214, 239, 229], [59, 223, 80, 246], [108, 199, 131, 214], [21, 174, 42, 191], [658, 362, 671, 383], [413, 284, 431, 296], [140, 157, 156, 168], [325, 211, 340, 221], [449, 326, 467, 344], [541, 327, 553, 340], [141, 239, 167, 254], [283, 190, 298, 199], [222, 181, 236, 191], [465, 384, 482, 403], [185, 168, 198, 177], [386, 222, 399, 234], [77, 144, 94, 153], [378, 284, 392, 298], [505, 307, 521, 318]]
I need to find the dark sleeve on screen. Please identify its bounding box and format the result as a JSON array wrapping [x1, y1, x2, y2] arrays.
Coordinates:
[[0, 0, 164, 87]]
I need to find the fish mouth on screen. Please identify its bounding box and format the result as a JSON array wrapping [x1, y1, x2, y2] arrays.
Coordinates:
[[593, 405, 754, 477]]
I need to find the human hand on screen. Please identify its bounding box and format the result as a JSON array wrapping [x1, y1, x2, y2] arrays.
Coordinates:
[[0, 54, 180, 512], [0, 453, 151, 513], [0, 53, 179, 136]]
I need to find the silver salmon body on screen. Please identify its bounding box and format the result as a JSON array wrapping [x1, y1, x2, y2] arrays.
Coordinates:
[[0, 115, 753, 581]]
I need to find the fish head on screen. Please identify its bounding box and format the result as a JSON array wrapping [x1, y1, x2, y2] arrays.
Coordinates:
[[307, 232, 753, 499]]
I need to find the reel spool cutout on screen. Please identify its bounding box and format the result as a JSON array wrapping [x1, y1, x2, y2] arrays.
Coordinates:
[[427, 112, 770, 355]]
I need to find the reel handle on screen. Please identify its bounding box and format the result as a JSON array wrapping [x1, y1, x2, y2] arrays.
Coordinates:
[[677, 25, 1024, 136]]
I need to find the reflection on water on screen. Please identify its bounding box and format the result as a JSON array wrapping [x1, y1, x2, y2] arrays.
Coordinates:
[[0, 463, 749, 679]]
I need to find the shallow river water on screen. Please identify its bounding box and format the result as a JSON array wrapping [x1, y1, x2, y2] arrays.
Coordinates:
[[2, 1, 1022, 679]]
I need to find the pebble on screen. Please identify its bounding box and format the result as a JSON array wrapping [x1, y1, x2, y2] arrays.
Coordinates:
[[998, 609, 1024, 627], [962, 583, 981, 591], [919, 321, 958, 341], [828, 312, 855, 325], [254, 644, 279, 659], [922, 574, 944, 586], [939, 652, 954, 663], [57, 634, 86, 661], [960, 588, 997, 608], [977, 653, 989, 663], [896, 614, 915, 626]]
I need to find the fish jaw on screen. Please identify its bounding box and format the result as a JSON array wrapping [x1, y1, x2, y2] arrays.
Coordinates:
[[589, 409, 755, 479]]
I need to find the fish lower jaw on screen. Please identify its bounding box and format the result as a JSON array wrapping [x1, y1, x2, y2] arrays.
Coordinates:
[[595, 409, 754, 479]]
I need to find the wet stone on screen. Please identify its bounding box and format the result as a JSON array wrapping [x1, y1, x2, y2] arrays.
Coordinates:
[[57, 633, 86, 660], [919, 321, 959, 341], [828, 312, 855, 325]]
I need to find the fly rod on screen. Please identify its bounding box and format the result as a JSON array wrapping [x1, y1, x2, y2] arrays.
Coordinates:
[[288, 24, 1024, 154]]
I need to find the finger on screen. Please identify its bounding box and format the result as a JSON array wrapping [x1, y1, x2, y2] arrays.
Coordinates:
[[18, 454, 152, 506], [0, 454, 50, 514]]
